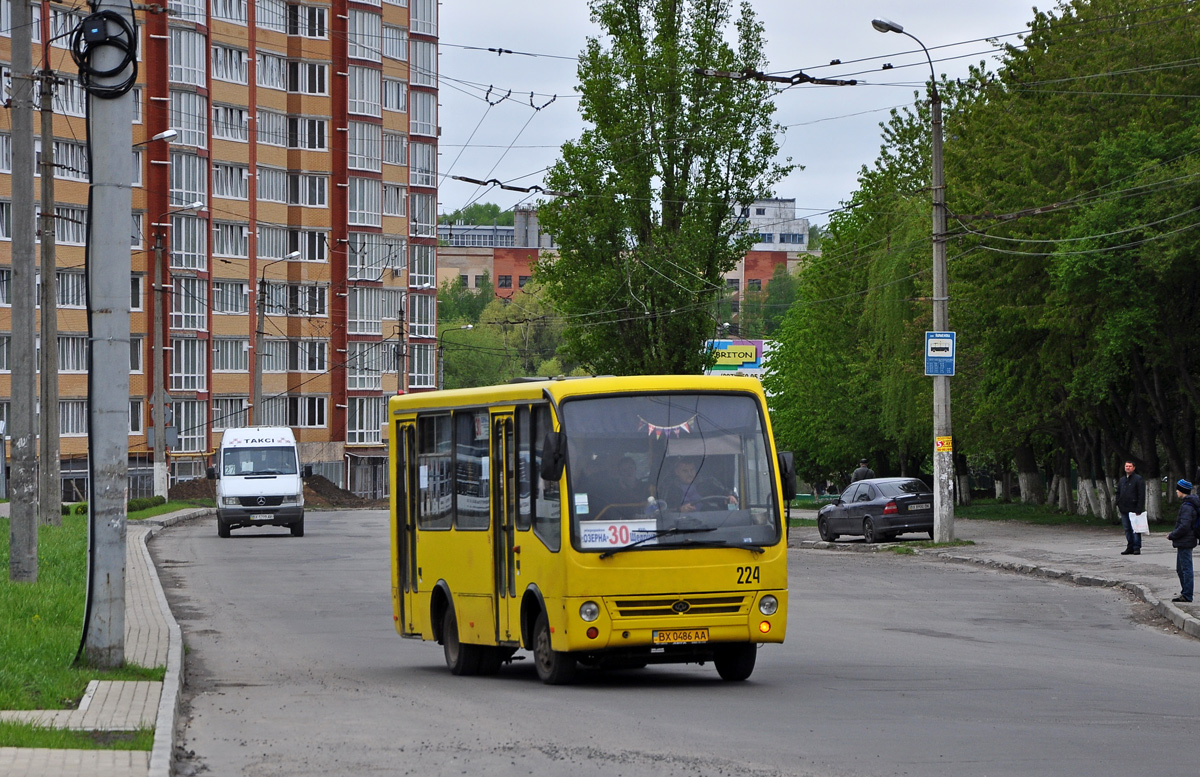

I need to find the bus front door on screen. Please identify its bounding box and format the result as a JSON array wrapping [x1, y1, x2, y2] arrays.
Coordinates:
[[492, 414, 520, 645], [396, 420, 419, 635]]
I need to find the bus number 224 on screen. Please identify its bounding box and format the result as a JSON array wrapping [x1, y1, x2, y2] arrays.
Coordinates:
[[736, 566, 760, 584]]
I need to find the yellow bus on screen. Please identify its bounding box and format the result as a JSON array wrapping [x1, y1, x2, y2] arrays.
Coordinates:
[[387, 375, 796, 683]]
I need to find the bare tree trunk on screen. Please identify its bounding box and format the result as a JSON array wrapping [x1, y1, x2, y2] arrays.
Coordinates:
[[955, 453, 971, 507], [1095, 475, 1113, 522]]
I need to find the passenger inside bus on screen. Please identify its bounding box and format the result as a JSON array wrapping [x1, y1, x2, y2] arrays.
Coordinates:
[[593, 455, 649, 520], [658, 457, 737, 513]]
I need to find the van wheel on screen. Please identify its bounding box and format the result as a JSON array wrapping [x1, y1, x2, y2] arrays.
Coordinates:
[[714, 643, 757, 681], [217, 521, 230, 538], [442, 606, 481, 676], [532, 612, 576, 685], [290, 518, 304, 537]]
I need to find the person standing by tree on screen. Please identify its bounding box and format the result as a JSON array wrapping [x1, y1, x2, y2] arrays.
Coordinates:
[[851, 459, 875, 483], [1166, 480, 1197, 603], [1114, 460, 1146, 555]]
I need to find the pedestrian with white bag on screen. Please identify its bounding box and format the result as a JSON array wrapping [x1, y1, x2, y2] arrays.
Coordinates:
[[1114, 460, 1146, 556]]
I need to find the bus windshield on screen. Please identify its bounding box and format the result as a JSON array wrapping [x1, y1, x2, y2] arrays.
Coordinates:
[[562, 392, 781, 553]]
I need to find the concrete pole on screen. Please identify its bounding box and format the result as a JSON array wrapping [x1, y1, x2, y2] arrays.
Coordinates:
[[82, 1, 138, 668], [39, 67, 61, 528], [8, 0, 39, 582]]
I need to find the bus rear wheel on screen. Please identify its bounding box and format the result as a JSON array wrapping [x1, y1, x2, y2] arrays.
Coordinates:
[[714, 643, 757, 681], [532, 612, 576, 685], [442, 607, 482, 676]]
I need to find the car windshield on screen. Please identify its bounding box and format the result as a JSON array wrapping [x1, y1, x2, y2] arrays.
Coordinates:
[[223, 446, 298, 476], [561, 392, 781, 553], [875, 479, 931, 497]]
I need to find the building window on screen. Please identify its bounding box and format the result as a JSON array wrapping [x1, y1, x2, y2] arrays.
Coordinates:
[[212, 0, 248, 23], [257, 225, 288, 259], [347, 122, 381, 171], [410, 39, 436, 88], [213, 163, 249, 200], [348, 177, 381, 227], [131, 275, 144, 311], [747, 278, 762, 291], [257, 168, 287, 203], [408, 343, 435, 389], [260, 395, 326, 428], [347, 396, 383, 444], [212, 338, 249, 372], [212, 45, 249, 84], [347, 341, 383, 390], [213, 281, 249, 314], [287, 117, 327, 150], [410, 142, 435, 188], [171, 277, 208, 331], [172, 400, 209, 453], [130, 335, 143, 372], [213, 105, 249, 141], [213, 397, 248, 431], [410, 0, 436, 35], [409, 192, 436, 238], [288, 229, 327, 262], [170, 90, 208, 148], [169, 151, 207, 207], [348, 286, 383, 335], [347, 9, 381, 62], [261, 340, 287, 372], [497, 275, 512, 289], [213, 222, 249, 258], [518, 276, 530, 288], [287, 340, 327, 371], [256, 108, 287, 146], [58, 335, 88, 372], [169, 28, 205, 86], [287, 174, 328, 207], [383, 25, 408, 61], [383, 132, 407, 166], [256, 0, 287, 32], [382, 78, 407, 113], [57, 271, 87, 307], [779, 233, 806, 245], [287, 61, 328, 95], [170, 215, 208, 271], [257, 51, 287, 90], [383, 185, 405, 216], [408, 292, 434, 338], [409, 243, 435, 287], [170, 337, 208, 392], [410, 90, 436, 136], [264, 282, 327, 316], [347, 232, 395, 280], [54, 206, 88, 245], [129, 399, 144, 435], [287, 3, 327, 37], [348, 66, 381, 117], [60, 400, 88, 436]]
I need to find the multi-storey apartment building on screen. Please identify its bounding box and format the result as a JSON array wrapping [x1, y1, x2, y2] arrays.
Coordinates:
[[0, 0, 437, 498]]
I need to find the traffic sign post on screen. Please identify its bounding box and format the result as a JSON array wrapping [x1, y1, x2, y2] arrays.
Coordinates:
[[925, 331, 956, 376]]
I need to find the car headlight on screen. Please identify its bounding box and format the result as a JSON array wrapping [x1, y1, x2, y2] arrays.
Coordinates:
[[579, 601, 600, 622], [281, 495, 299, 505], [758, 595, 778, 616], [221, 497, 239, 506]]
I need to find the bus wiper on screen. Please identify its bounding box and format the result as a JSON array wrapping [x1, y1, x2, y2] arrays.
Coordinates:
[[679, 539, 766, 555], [598, 527, 716, 559]]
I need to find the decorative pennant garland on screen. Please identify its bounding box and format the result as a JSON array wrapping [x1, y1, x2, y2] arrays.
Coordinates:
[[637, 414, 697, 439]]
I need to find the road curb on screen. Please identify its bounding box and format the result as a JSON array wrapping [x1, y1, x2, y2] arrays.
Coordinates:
[[791, 539, 1200, 640]]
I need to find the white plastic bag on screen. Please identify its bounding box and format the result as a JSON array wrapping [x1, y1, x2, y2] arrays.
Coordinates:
[[1129, 511, 1149, 534]]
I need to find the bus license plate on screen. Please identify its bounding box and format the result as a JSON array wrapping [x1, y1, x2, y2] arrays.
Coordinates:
[[653, 628, 708, 645], [250, 513, 273, 520]]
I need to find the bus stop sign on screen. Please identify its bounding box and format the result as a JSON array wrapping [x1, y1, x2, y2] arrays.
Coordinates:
[[925, 332, 956, 376]]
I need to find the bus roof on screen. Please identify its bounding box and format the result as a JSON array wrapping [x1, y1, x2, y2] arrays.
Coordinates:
[[388, 374, 767, 415]]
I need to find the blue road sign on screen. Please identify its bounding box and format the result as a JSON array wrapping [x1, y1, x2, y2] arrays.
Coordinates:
[[925, 331, 956, 376]]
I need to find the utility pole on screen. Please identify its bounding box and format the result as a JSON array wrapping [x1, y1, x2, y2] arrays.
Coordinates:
[[9, 0, 40, 582], [39, 67, 61, 528], [79, 1, 138, 668], [251, 252, 300, 424]]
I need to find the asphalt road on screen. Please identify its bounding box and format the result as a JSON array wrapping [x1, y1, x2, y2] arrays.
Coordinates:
[[152, 509, 1199, 777]]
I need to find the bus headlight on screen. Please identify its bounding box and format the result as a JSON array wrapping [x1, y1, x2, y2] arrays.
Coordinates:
[[758, 595, 778, 616], [579, 601, 600, 622]]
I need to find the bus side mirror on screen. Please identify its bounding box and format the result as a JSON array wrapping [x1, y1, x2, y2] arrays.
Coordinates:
[[206, 466, 217, 480], [540, 431, 567, 481], [303, 465, 313, 478], [778, 451, 797, 501]]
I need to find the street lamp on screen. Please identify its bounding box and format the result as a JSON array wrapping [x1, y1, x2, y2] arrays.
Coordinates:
[[149, 199, 205, 500], [872, 17, 954, 541], [133, 129, 178, 148], [437, 324, 474, 390], [251, 250, 303, 423]]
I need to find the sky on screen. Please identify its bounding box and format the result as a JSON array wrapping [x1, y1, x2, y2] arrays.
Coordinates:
[[436, 1, 1043, 227]]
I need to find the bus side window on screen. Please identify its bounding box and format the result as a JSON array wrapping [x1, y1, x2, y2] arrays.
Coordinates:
[[516, 406, 533, 532], [532, 405, 561, 552]]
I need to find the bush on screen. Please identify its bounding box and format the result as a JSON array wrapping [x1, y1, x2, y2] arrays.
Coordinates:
[[73, 502, 87, 515], [127, 496, 166, 513], [61, 504, 70, 516]]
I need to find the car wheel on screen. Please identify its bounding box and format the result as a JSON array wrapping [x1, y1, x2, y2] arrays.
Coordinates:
[[713, 643, 757, 681], [863, 518, 878, 543], [290, 518, 304, 537], [532, 612, 576, 685], [217, 520, 230, 538], [817, 515, 838, 542], [442, 606, 482, 676]]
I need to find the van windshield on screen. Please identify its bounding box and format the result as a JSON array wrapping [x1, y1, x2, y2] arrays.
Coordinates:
[[223, 446, 298, 476]]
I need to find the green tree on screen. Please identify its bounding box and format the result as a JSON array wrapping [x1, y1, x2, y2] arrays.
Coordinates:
[[535, 0, 792, 375], [439, 203, 514, 226], [437, 271, 493, 324]]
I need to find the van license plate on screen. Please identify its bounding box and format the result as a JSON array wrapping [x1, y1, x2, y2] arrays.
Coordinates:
[[652, 629, 708, 645], [250, 513, 273, 520]]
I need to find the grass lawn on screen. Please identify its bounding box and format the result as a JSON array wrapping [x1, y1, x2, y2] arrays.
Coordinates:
[[0, 511, 169, 715], [0, 721, 153, 750]]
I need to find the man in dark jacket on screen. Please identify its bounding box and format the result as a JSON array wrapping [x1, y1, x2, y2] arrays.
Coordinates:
[[851, 459, 874, 483], [1114, 460, 1146, 555], [1167, 479, 1198, 603]]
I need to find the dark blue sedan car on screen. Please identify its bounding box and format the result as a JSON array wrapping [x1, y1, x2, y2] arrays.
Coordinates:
[[817, 477, 934, 543]]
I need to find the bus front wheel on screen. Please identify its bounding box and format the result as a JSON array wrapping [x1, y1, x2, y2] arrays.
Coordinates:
[[532, 612, 576, 685], [714, 643, 757, 681], [442, 606, 482, 676]]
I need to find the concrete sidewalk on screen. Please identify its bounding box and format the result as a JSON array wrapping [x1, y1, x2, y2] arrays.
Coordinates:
[[0, 508, 210, 777], [788, 512, 1200, 637]]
